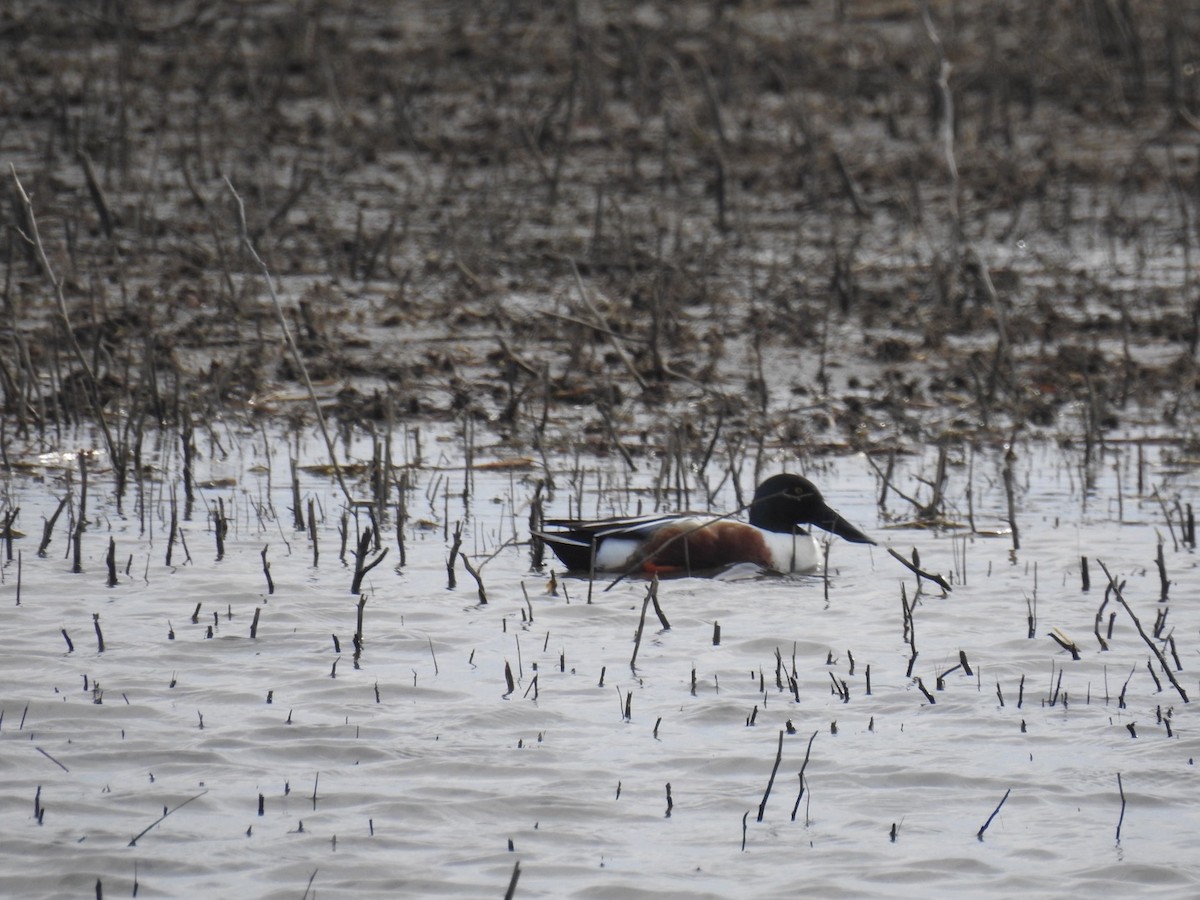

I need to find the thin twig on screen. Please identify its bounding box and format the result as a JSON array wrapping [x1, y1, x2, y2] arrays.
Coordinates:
[[976, 788, 1011, 840], [36, 746, 70, 772], [1097, 560, 1188, 703], [886, 547, 952, 593], [128, 790, 209, 846], [1115, 773, 1126, 843], [9, 167, 119, 465], [756, 730, 785, 822], [567, 257, 647, 391], [225, 178, 353, 506]]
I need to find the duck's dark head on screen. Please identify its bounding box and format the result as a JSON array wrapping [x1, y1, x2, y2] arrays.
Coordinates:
[[749, 473, 875, 544]]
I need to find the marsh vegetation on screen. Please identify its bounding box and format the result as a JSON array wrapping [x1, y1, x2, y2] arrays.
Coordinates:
[[3, 2, 1200, 897]]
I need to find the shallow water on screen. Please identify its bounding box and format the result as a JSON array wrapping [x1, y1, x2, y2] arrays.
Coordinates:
[[1, 426, 1198, 898]]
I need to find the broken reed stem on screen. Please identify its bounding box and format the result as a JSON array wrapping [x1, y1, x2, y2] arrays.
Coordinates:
[[1048, 666, 1065, 705], [459, 552, 487, 604], [597, 402, 637, 471], [528, 480, 544, 569], [887, 547, 952, 593], [649, 576, 670, 629], [1153, 607, 1168, 639], [902, 583, 918, 676], [790, 731, 818, 821], [165, 496, 178, 566], [105, 537, 117, 587], [354, 597, 366, 652], [915, 677, 936, 704], [10, 169, 121, 474], [127, 790, 209, 847], [79, 150, 112, 235], [261, 545, 274, 594], [290, 459, 304, 531], [829, 671, 849, 701], [1118, 666, 1134, 709], [822, 540, 831, 602], [503, 861, 521, 900], [522, 673, 539, 700], [1, 507, 17, 562], [1115, 772, 1126, 842], [351, 527, 388, 595], [1097, 559, 1189, 703], [72, 452, 87, 574], [396, 473, 409, 568], [71, 517, 83, 574], [1002, 446, 1020, 551], [180, 413, 195, 514], [568, 257, 647, 391], [976, 788, 1011, 840], [446, 521, 463, 589], [227, 179, 353, 507], [38, 496, 67, 558], [36, 747, 69, 774], [630, 585, 652, 672], [250, 607, 261, 639], [1151, 490, 1179, 552], [1049, 630, 1081, 660], [213, 498, 228, 561], [1155, 542, 1169, 601], [520, 583, 535, 624], [756, 730, 785, 822], [92, 613, 104, 653], [308, 499, 318, 566], [503, 661, 515, 697]]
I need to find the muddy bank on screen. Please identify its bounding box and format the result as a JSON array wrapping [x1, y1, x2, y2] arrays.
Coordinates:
[[3, 1, 1200, 462]]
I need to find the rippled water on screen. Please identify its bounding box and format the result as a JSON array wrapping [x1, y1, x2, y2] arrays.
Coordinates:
[[1, 426, 1198, 898]]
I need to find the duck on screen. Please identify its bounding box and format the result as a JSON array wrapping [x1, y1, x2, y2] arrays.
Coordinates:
[[535, 473, 874, 575]]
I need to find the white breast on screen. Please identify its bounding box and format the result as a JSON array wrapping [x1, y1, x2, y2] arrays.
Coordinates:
[[761, 531, 821, 573]]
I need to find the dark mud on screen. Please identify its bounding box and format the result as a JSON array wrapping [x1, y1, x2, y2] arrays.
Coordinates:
[[3, 1, 1200, 466]]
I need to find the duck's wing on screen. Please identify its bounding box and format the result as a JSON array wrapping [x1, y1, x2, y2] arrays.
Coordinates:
[[535, 513, 707, 571], [540, 513, 686, 542]]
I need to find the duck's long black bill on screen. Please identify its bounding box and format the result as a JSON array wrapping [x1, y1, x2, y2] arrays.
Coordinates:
[[815, 507, 875, 545]]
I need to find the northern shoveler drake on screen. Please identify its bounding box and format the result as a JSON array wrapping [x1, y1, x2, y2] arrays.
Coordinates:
[[535, 473, 874, 575]]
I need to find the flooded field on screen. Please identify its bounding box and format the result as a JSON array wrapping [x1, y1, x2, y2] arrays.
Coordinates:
[[4, 1, 1200, 896], [0, 425, 1198, 898]]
